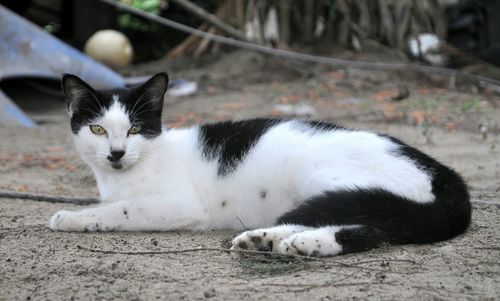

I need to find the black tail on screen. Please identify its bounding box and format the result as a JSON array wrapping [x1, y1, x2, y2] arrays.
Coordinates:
[[277, 139, 471, 254]]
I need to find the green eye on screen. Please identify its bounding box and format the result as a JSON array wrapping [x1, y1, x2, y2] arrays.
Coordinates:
[[89, 125, 107, 135], [129, 125, 142, 135]]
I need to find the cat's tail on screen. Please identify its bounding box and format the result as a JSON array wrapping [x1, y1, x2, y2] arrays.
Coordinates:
[[276, 164, 471, 254]]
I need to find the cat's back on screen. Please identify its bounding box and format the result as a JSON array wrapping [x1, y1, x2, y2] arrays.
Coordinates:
[[197, 118, 394, 168], [196, 118, 434, 205]]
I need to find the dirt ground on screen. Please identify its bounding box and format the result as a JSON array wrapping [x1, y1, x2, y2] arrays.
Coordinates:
[[1, 51, 499, 300]]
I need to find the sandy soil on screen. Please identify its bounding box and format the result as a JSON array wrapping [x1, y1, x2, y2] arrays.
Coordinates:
[[1, 51, 499, 300]]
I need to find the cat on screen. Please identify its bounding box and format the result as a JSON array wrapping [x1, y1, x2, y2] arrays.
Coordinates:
[[49, 72, 471, 257]]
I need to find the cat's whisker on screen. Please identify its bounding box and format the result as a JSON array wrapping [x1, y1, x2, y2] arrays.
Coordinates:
[[129, 91, 157, 118], [77, 107, 101, 117], [130, 97, 159, 120], [131, 108, 160, 119], [86, 88, 105, 113], [129, 90, 155, 117], [85, 98, 103, 116], [70, 163, 93, 183], [54, 158, 93, 184]]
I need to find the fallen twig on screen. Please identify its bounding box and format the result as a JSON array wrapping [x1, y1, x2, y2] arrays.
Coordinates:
[[474, 247, 500, 251], [76, 245, 418, 274], [471, 200, 500, 208], [350, 259, 417, 265], [168, 0, 250, 42], [76, 244, 315, 258], [236, 216, 250, 230], [261, 280, 397, 293]]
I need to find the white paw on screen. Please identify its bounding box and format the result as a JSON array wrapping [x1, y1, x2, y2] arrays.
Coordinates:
[[49, 210, 95, 232], [230, 225, 312, 252], [277, 229, 342, 257], [230, 229, 280, 252]]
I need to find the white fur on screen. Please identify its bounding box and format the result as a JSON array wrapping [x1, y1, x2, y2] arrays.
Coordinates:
[[277, 226, 344, 256], [230, 224, 354, 256], [50, 105, 435, 256]]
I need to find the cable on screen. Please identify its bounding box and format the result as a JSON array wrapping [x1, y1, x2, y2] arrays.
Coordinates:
[[99, 0, 500, 88], [0, 190, 99, 205]]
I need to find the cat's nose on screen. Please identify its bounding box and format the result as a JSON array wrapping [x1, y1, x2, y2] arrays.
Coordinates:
[[108, 150, 125, 162]]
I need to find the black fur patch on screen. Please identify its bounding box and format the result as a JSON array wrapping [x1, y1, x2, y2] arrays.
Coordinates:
[[62, 73, 168, 139], [277, 137, 471, 254], [198, 119, 348, 176], [335, 226, 389, 254], [199, 118, 280, 176]]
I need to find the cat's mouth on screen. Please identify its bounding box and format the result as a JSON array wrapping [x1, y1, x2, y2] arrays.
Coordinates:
[[111, 162, 123, 170]]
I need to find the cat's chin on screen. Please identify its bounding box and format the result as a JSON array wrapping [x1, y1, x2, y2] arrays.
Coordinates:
[[96, 161, 136, 173], [111, 162, 124, 170], [111, 162, 135, 171]]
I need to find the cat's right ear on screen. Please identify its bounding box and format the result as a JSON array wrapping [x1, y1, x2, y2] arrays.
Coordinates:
[[61, 74, 97, 117]]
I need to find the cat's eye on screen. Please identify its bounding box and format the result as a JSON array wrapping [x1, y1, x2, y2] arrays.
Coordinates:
[[128, 125, 142, 135], [89, 125, 107, 135]]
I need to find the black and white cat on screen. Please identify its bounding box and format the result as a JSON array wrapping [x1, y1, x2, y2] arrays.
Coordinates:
[[50, 73, 471, 257]]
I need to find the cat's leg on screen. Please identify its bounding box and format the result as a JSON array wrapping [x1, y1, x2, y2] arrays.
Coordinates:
[[230, 224, 314, 252], [49, 198, 206, 231], [277, 225, 387, 257]]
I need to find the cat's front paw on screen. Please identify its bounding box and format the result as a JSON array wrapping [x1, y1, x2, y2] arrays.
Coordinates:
[[230, 225, 311, 252], [49, 210, 92, 232], [231, 230, 277, 252]]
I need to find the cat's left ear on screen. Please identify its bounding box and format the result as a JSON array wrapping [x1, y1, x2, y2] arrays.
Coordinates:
[[61, 74, 98, 117], [137, 72, 169, 113]]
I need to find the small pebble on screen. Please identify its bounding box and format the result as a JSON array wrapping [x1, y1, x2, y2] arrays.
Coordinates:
[[203, 288, 216, 298]]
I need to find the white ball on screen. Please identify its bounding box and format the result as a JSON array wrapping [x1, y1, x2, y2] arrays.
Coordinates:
[[84, 30, 133, 69], [408, 33, 446, 66]]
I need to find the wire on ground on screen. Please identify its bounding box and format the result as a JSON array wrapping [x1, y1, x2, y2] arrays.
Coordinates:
[[0, 190, 98, 205]]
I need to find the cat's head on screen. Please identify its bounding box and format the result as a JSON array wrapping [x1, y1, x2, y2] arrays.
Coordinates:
[[61, 73, 169, 171]]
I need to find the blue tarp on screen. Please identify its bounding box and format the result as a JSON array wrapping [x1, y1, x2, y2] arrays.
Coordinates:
[[0, 5, 126, 127]]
